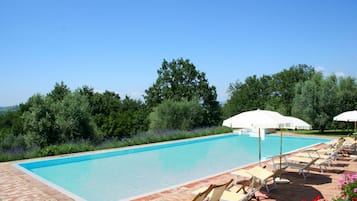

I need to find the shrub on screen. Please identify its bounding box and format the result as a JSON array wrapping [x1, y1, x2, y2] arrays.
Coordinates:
[[334, 173, 357, 201], [36, 142, 95, 157], [149, 99, 204, 131], [0, 133, 26, 153], [0, 126, 232, 162]]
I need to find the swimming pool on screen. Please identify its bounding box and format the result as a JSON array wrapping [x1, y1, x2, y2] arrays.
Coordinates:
[[16, 134, 330, 201]]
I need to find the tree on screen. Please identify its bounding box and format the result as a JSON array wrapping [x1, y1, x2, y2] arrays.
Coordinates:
[[223, 75, 272, 118], [88, 90, 122, 133], [101, 96, 149, 138], [21, 89, 100, 148], [144, 58, 221, 127], [22, 94, 56, 148], [149, 99, 204, 130], [120, 96, 150, 133], [292, 73, 338, 132], [48, 81, 71, 102], [54, 91, 100, 142], [269, 65, 315, 115], [223, 64, 315, 118], [336, 76, 357, 112], [0, 110, 23, 137], [78, 86, 149, 138]]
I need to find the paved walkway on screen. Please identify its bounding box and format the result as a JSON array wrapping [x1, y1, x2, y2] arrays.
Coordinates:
[[1, 141, 356, 201], [0, 161, 72, 201], [133, 152, 357, 201]]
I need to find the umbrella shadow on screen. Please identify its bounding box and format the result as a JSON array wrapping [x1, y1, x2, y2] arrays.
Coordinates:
[[336, 157, 351, 162], [281, 171, 332, 185], [331, 163, 349, 168], [267, 183, 324, 201], [265, 172, 331, 201]]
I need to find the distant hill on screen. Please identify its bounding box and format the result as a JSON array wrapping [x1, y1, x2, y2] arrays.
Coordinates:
[[0, 105, 19, 114]]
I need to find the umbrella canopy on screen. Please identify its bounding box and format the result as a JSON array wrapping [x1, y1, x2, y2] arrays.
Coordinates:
[[334, 110, 357, 154], [283, 116, 312, 130], [222, 109, 287, 129], [222, 109, 288, 166], [333, 110, 357, 122]]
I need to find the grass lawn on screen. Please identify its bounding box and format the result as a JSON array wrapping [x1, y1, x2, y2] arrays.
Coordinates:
[[286, 129, 355, 137]]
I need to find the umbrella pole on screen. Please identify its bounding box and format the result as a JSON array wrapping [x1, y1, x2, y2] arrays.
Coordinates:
[[279, 128, 283, 169], [275, 127, 290, 184], [355, 122, 357, 154], [259, 128, 261, 167]]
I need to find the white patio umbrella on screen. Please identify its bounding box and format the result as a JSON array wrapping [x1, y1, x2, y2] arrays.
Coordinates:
[[333, 110, 357, 122], [333, 110, 357, 153], [333, 110, 357, 134], [283, 116, 312, 130], [222, 109, 286, 129], [222, 109, 288, 166]]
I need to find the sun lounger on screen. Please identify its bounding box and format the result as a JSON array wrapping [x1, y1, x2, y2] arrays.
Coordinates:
[[282, 157, 319, 179], [342, 137, 357, 154], [344, 136, 356, 145], [193, 178, 259, 201], [313, 138, 345, 153], [296, 149, 333, 160], [192, 179, 233, 201], [295, 149, 336, 169], [287, 154, 331, 173], [192, 184, 213, 201], [232, 166, 284, 193]]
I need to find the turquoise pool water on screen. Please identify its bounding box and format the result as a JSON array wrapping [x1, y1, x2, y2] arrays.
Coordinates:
[[17, 134, 330, 201]]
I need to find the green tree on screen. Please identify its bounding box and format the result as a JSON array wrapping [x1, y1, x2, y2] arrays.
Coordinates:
[[101, 96, 149, 138], [292, 73, 338, 132], [79, 86, 149, 138], [223, 64, 315, 118], [269, 64, 315, 115], [22, 94, 56, 148], [89, 90, 121, 133], [144, 58, 221, 126], [149, 99, 204, 130], [22, 89, 100, 148], [0, 110, 23, 137], [48, 81, 71, 102], [54, 91, 100, 143], [223, 75, 272, 118], [120, 96, 149, 133], [336, 76, 357, 112]]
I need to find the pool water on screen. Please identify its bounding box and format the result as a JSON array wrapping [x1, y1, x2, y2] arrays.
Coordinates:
[[17, 134, 330, 201]]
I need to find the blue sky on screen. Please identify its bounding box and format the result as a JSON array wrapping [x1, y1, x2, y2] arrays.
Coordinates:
[[1, 0, 357, 106]]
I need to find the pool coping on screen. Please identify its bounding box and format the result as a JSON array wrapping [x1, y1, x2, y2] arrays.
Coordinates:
[[128, 134, 334, 200], [3, 133, 337, 201], [10, 134, 231, 200]]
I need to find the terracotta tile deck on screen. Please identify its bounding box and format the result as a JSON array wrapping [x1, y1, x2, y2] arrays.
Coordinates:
[[132, 149, 357, 201], [1, 137, 356, 201]]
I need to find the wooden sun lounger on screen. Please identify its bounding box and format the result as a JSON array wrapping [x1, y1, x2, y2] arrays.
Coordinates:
[[282, 157, 319, 179], [192, 177, 259, 201], [232, 166, 284, 193]]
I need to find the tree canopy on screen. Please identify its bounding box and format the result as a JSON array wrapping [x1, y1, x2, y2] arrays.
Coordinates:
[[1, 61, 357, 158], [292, 73, 357, 132], [144, 58, 221, 127], [223, 64, 315, 118], [149, 99, 204, 131]]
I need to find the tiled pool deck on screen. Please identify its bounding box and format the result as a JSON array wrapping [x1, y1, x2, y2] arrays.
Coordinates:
[[1, 135, 356, 201]]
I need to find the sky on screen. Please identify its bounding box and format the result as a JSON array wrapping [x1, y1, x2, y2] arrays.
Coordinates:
[[1, 0, 357, 106]]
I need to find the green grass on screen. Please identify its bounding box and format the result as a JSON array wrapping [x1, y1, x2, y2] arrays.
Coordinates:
[[286, 129, 354, 137]]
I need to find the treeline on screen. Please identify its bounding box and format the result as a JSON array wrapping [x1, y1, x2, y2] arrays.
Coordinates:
[[0, 58, 222, 159], [223, 64, 357, 132], [0, 105, 19, 114], [1, 59, 357, 160]]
